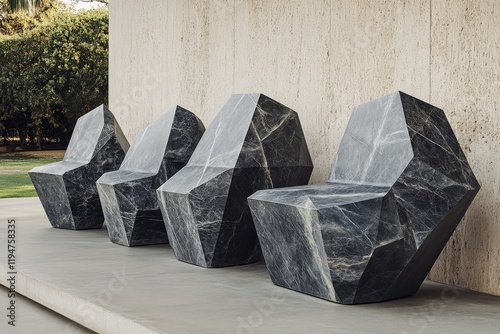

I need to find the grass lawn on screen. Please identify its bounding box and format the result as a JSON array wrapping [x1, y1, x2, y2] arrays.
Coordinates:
[[0, 151, 65, 198]]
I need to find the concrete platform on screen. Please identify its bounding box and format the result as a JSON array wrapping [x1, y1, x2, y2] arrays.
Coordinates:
[[0, 286, 95, 334], [1, 197, 500, 334]]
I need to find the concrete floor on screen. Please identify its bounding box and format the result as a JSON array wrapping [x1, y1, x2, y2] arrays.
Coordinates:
[[1, 197, 500, 334]]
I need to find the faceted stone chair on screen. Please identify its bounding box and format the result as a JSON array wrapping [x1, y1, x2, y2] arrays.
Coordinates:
[[96, 106, 204, 246], [248, 92, 480, 304], [29, 105, 129, 230], [157, 94, 313, 268]]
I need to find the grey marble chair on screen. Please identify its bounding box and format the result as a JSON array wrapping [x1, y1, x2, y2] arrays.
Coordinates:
[[157, 94, 313, 268], [29, 105, 129, 230], [96, 106, 204, 246], [248, 91, 480, 304]]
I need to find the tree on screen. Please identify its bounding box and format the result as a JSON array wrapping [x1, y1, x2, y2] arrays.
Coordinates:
[[0, 28, 47, 145], [0, 6, 108, 147], [7, 0, 42, 15], [0, 0, 60, 37], [28, 9, 109, 145]]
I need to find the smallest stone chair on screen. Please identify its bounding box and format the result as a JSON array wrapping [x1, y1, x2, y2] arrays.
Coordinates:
[[96, 106, 204, 246], [29, 105, 129, 230]]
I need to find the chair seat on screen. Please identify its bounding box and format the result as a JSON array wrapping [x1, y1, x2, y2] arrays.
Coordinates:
[[30, 160, 86, 176], [251, 182, 390, 209], [97, 170, 157, 185]]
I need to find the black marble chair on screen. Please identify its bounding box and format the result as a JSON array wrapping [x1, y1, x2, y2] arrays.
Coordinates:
[[248, 91, 480, 304], [157, 94, 313, 268], [29, 105, 129, 230], [96, 106, 204, 246]]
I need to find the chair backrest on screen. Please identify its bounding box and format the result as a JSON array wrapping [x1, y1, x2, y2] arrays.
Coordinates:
[[329, 91, 479, 189], [187, 94, 258, 168], [119, 106, 203, 174], [329, 92, 413, 187], [64, 105, 109, 163], [119, 107, 176, 173], [63, 104, 128, 164], [187, 93, 312, 169]]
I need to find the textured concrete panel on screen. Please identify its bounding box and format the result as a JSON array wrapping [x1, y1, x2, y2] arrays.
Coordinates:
[[109, 0, 500, 295], [109, 0, 430, 184], [426, 0, 500, 296]]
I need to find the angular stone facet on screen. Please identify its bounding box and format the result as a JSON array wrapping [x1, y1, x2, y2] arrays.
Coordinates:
[[29, 105, 129, 230], [248, 92, 480, 304], [96, 106, 204, 246], [157, 94, 313, 267]]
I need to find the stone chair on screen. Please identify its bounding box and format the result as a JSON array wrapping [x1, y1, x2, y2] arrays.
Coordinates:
[[157, 94, 313, 268], [96, 106, 204, 246], [29, 105, 129, 230], [248, 91, 480, 304]]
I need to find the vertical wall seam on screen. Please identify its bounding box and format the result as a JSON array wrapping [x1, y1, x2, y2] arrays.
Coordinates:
[[429, 0, 432, 102], [232, 0, 236, 91]]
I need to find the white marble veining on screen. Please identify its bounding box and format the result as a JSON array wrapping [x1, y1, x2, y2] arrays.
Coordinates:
[[29, 105, 129, 230], [157, 94, 313, 268], [329, 92, 413, 187], [96, 106, 204, 246], [249, 92, 480, 304]]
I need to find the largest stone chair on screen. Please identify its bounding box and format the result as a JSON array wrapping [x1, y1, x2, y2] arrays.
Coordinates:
[[96, 106, 204, 246], [157, 93, 313, 268], [248, 91, 480, 304], [29, 105, 129, 230]]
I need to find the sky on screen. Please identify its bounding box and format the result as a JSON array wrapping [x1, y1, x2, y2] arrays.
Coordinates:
[[59, 0, 106, 11]]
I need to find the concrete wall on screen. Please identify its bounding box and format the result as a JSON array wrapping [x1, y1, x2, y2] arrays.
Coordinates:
[[109, 0, 500, 296]]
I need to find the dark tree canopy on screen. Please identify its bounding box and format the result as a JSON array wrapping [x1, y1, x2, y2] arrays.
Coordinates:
[[0, 2, 108, 147]]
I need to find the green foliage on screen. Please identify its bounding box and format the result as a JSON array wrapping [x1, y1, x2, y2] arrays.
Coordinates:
[[0, 26, 48, 144], [0, 0, 60, 36], [0, 6, 108, 145]]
